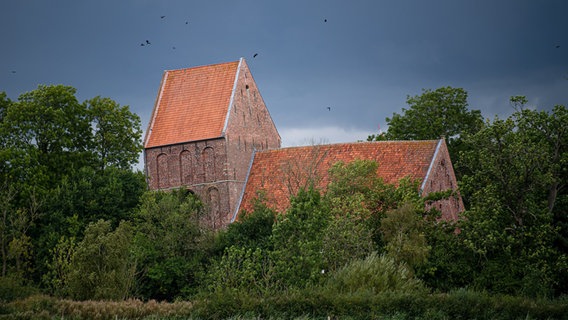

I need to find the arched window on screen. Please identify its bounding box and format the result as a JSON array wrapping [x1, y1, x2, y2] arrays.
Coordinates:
[[157, 153, 168, 189], [207, 187, 222, 229], [202, 147, 215, 182], [180, 150, 193, 185]]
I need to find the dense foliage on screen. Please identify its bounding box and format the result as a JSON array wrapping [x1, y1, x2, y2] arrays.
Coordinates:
[[0, 85, 145, 293], [1, 85, 567, 318]]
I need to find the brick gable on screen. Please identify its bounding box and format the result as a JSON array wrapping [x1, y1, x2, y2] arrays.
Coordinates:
[[143, 58, 281, 229], [143, 59, 463, 229]]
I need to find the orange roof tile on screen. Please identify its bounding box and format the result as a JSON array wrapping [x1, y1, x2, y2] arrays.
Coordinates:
[[144, 60, 240, 148], [235, 140, 440, 216]]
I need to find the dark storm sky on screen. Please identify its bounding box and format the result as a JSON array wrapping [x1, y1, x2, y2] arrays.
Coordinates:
[[1, 0, 567, 153]]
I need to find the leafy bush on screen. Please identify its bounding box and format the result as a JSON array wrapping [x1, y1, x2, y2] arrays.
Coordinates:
[[214, 199, 276, 253], [0, 276, 38, 302], [270, 187, 331, 289], [66, 220, 135, 301], [323, 252, 426, 295], [203, 246, 276, 295], [321, 214, 375, 274], [132, 189, 211, 301], [381, 202, 429, 270]]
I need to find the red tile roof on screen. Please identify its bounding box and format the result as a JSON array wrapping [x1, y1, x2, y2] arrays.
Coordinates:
[[236, 140, 440, 216], [144, 60, 240, 148]]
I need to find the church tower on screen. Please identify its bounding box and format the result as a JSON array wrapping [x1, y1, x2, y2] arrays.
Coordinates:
[[144, 58, 281, 229]]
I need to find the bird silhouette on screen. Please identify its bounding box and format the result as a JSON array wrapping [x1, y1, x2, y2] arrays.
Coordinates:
[[161, 15, 166, 19], [253, 53, 258, 58], [185, 21, 189, 25], [140, 43, 145, 46], [11, 71, 16, 74], [327, 107, 331, 111], [556, 45, 561, 48], [172, 46, 176, 50], [146, 40, 151, 45], [324, 18, 327, 22]]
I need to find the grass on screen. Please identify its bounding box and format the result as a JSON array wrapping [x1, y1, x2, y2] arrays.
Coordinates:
[[1, 291, 567, 319]]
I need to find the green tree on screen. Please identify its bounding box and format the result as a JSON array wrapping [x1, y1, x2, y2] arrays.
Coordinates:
[[270, 187, 331, 289], [46, 166, 145, 228], [205, 197, 279, 297], [417, 218, 476, 292], [1, 84, 143, 195], [320, 214, 375, 274], [0, 181, 16, 277], [3, 85, 91, 184], [84, 96, 142, 170], [381, 86, 483, 164], [0, 92, 9, 123], [0, 86, 145, 288], [380, 202, 430, 271], [42, 234, 77, 297], [325, 159, 422, 251], [214, 194, 277, 253], [457, 100, 568, 297], [204, 245, 275, 296], [132, 189, 211, 300], [66, 220, 136, 301]]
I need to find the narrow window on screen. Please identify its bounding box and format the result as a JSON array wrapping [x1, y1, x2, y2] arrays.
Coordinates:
[[202, 147, 215, 182], [180, 150, 192, 185], [208, 187, 222, 229], [157, 153, 168, 189]]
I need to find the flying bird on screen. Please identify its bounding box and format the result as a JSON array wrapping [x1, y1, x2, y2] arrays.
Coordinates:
[[140, 43, 145, 46], [161, 15, 166, 19], [324, 18, 327, 22], [185, 21, 189, 25], [172, 46, 176, 50], [11, 71, 16, 74], [327, 107, 331, 111], [556, 45, 560, 48], [146, 40, 151, 45], [253, 53, 258, 58]]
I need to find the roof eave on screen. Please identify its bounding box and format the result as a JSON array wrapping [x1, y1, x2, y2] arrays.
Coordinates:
[[221, 58, 243, 136], [420, 139, 443, 193], [231, 147, 257, 223], [144, 135, 225, 150], [144, 71, 169, 148]]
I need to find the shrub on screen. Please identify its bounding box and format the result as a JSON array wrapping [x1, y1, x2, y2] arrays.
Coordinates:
[[323, 252, 426, 295], [0, 276, 39, 303], [65, 220, 136, 300], [203, 246, 276, 296], [321, 214, 375, 274]]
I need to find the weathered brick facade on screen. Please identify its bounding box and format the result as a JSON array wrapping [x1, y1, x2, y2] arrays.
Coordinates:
[[234, 139, 464, 222], [420, 139, 464, 221], [144, 58, 464, 230], [144, 59, 281, 229]]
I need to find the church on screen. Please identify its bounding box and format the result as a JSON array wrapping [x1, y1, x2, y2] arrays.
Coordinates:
[[143, 58, 464, 229]]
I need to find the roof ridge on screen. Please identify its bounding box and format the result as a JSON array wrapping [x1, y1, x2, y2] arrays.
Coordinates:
[[164, 59, 240, 73], [257, 139, 441, 154]]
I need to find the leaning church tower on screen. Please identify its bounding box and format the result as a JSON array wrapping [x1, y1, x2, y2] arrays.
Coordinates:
[[144, 58, 280, 229]]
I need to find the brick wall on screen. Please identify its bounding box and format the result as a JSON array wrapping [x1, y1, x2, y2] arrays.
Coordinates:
[[224, 60, 281, 218], [144, 59, 281, 229], [144, 138, 233, 228], [421, 141, 464, 221]]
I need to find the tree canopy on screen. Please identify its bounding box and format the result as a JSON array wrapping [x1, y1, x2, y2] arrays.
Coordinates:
[[385, 86, 483, 141], [372, 86, 484, 164], [0, 85, 145, 287], [1, 84, 567, 305]]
